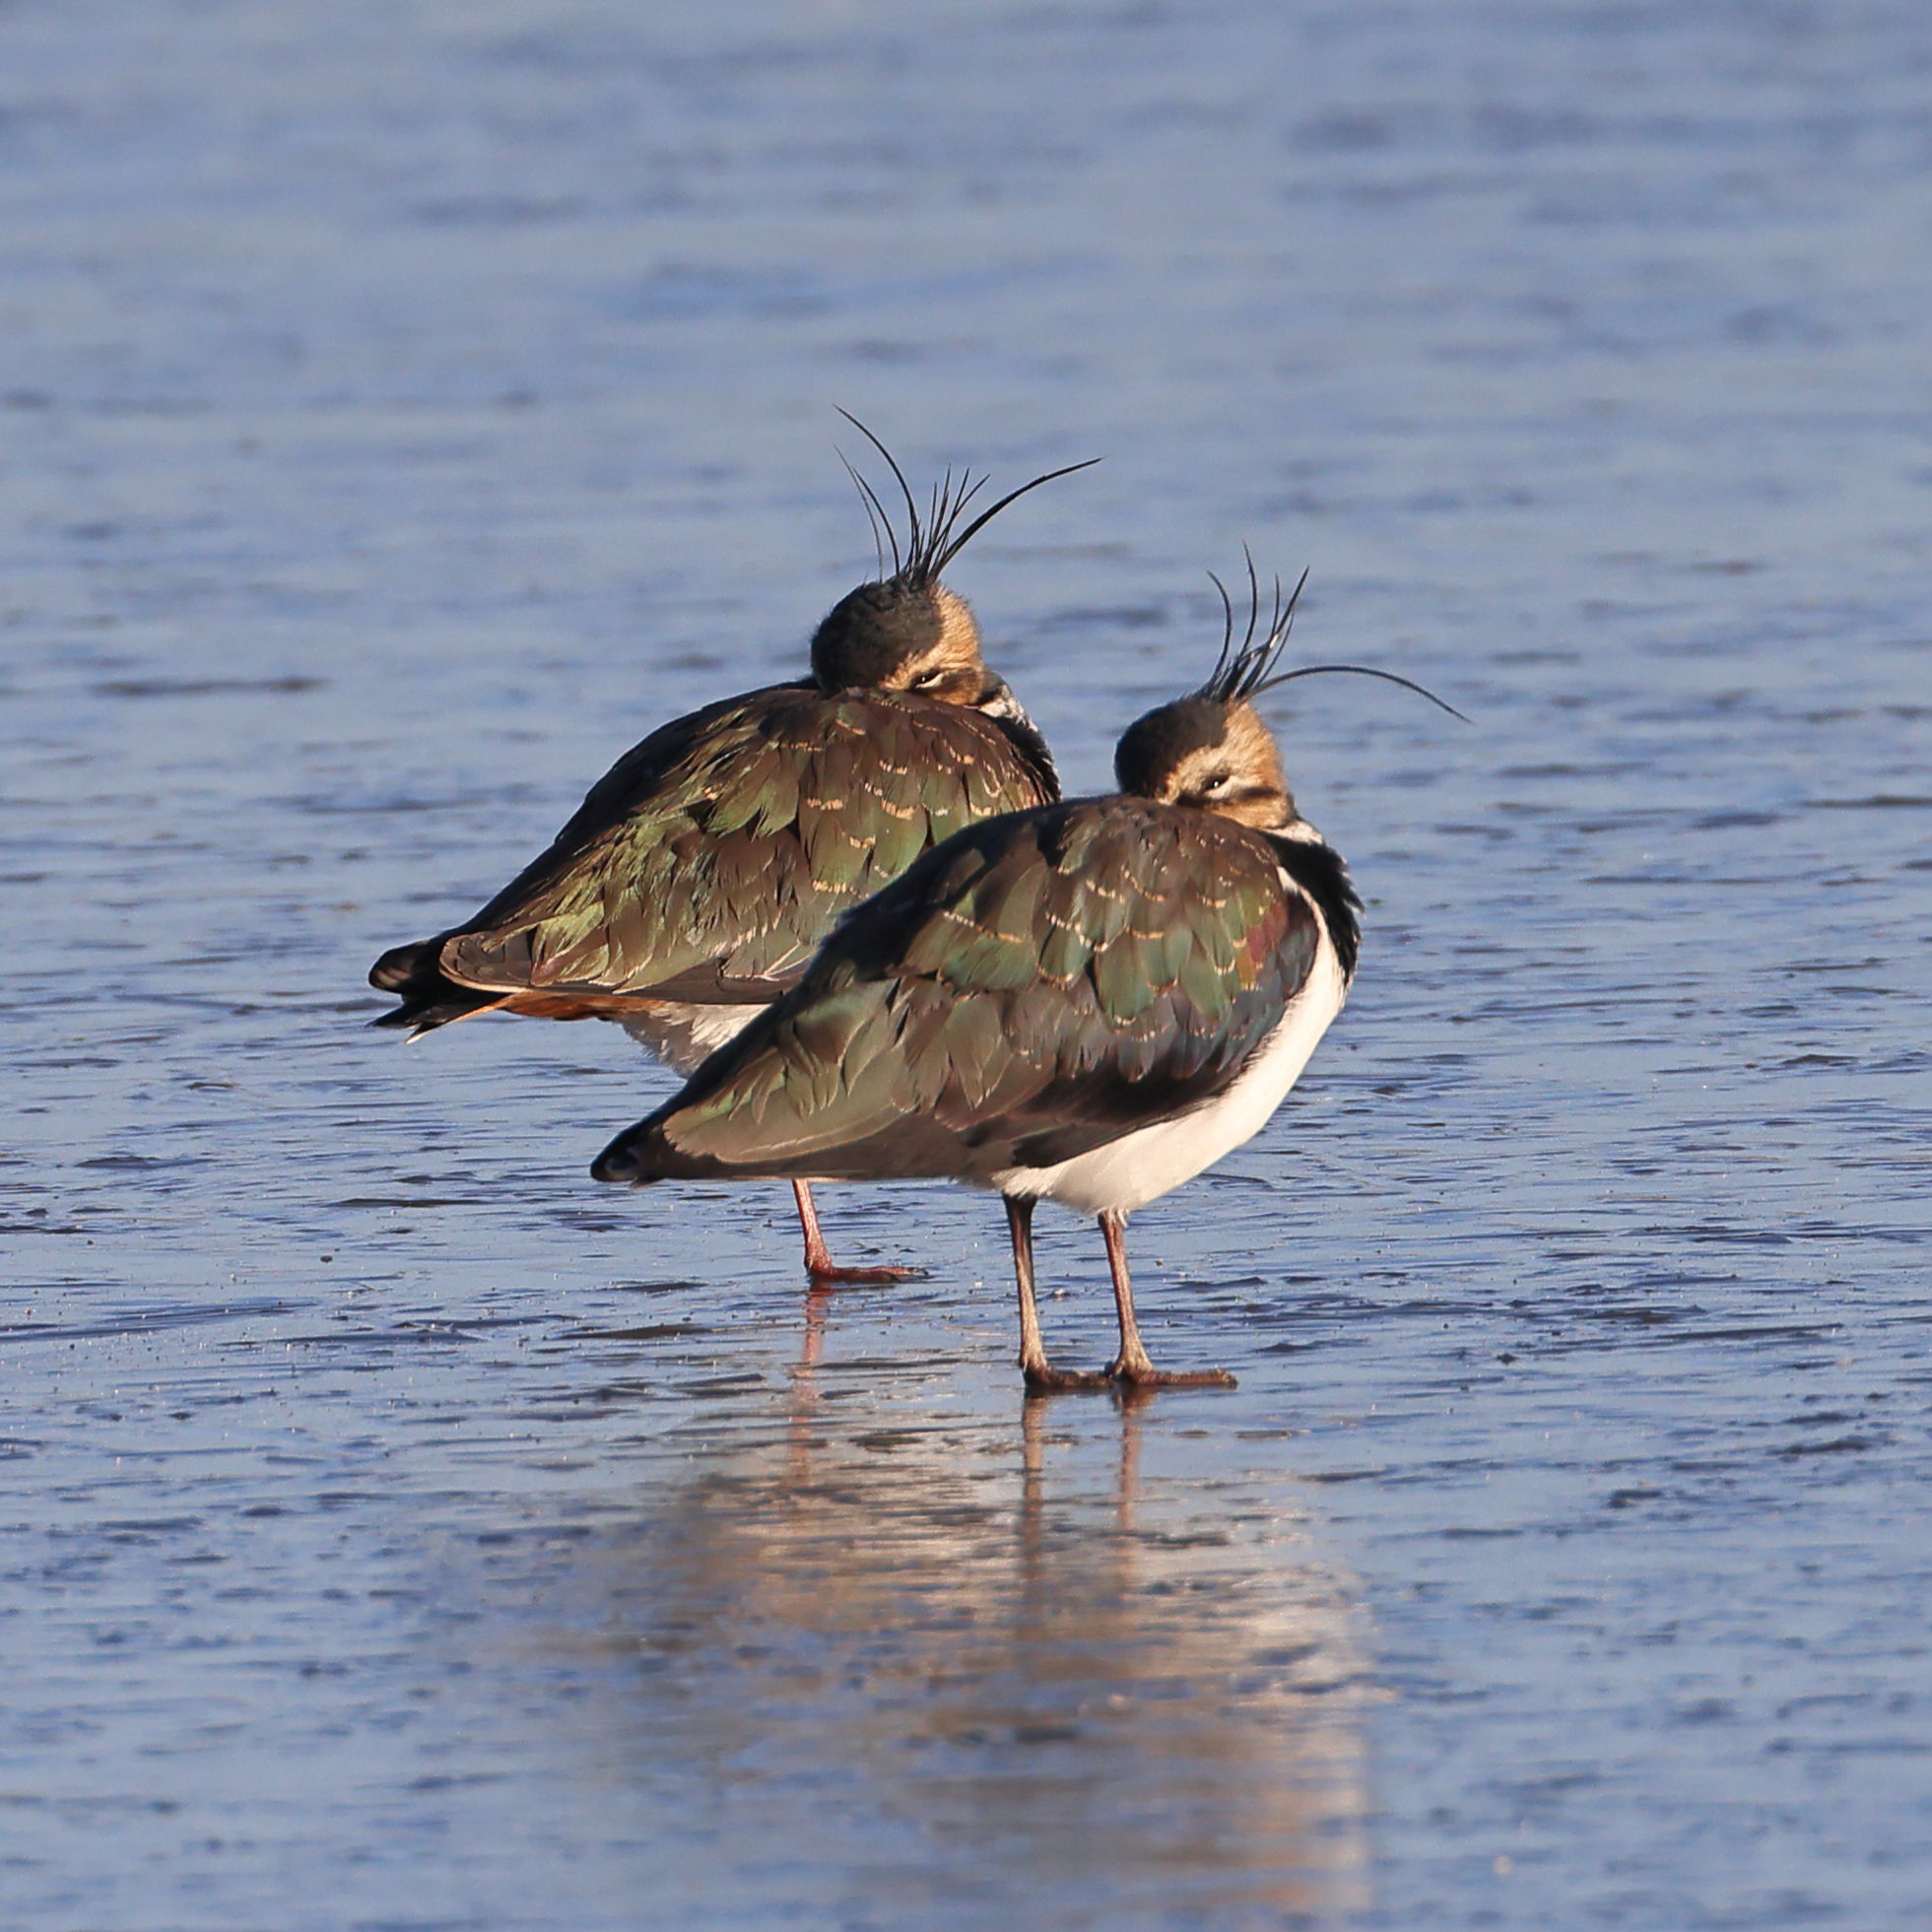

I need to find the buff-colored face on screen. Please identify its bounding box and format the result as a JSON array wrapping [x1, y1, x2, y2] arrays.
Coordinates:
[[881, 587, 993, 705], [1147, 701, 1295, 829]]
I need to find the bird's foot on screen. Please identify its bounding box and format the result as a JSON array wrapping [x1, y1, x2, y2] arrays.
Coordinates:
[[1021, 1359, 1116, 1394], [1106, 1357, 1238, 1391], [806, 1260, 927, 1287]]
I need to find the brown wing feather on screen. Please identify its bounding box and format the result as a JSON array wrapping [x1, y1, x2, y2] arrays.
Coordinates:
[[372, 686, 1056, 1031], [599, 800, 1332, 1184]]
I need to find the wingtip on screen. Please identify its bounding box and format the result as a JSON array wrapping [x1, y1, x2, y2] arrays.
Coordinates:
[[591, 1126, 650, 1186], [592, 1114, 719, 1185], [369, 940, 431, 992]]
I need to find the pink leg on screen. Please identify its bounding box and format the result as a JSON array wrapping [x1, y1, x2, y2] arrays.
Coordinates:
[[1099, 1211, 1236, 1390], [1007, 1196, 1109, 1393], [793, 1179, 924, 1286]]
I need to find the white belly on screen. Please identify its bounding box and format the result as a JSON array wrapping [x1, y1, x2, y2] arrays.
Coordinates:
[[992, 941, 1348, 1218], [612, 1000, 766, 1075]]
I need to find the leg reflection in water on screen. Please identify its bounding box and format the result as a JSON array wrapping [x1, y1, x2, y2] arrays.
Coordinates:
[[486, 1301, 1376, 1924]]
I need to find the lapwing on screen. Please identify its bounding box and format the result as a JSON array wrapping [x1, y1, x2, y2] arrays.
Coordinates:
[[370, 421, 1094, 1281], [591, 566, 1462, 1387]]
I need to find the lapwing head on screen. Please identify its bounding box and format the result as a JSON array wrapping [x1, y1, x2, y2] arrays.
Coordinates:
[[1114, 562, 1467, 831], [810, 414, 1098, 707], [1114, 689, 1298, 830], [809, 576, 988, 703], [1114, 564, 1309, 832]]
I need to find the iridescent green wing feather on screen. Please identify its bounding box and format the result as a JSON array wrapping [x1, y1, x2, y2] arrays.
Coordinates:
[[379, 688, 1054, 1025], [644, 799, 1321, 1179]]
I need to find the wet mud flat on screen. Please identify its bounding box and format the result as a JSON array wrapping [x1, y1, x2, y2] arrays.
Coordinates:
[[4, 1, 1932, 1927]]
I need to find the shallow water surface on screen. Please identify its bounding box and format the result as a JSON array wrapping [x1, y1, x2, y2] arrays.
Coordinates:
[[3, 2, 1930, 1927]]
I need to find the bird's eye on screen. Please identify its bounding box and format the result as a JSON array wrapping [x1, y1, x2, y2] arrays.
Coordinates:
[[1204, 771, 1234, 793], [910, 668, 947, 689]]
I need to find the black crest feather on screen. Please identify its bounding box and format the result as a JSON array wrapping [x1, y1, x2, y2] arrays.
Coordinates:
[[835, 411, 1099, 586], [1198, 552, 1309, 702], [1198, 554, 1470, 722]]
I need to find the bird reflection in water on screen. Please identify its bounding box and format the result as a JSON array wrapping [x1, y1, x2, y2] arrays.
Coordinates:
[[515, 1296, 1374, 1923]]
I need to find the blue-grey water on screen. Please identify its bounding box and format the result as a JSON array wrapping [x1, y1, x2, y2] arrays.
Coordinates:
[[4, 3, 1929, 1927]]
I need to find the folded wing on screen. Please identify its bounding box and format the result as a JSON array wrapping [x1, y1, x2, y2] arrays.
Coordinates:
[[373, 688, 1055, 1030], [619, 799, 1320, 1182]]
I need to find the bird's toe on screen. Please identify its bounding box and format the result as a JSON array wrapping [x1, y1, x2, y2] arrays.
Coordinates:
[[1108, 1362, 1239, 1391], [806, 1261, 928, 1286], [1021, 1362, 1116, 1394]]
